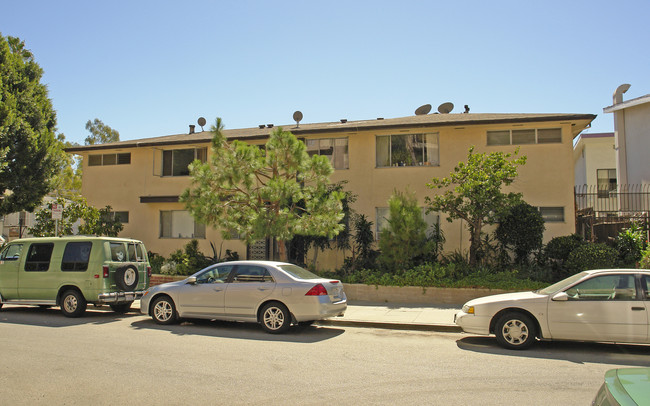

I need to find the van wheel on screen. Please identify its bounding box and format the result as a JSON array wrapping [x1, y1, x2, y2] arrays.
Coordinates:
[[115, 265, 139, 290], [110, 302, 132, 313], [60, 290, 87, 318]]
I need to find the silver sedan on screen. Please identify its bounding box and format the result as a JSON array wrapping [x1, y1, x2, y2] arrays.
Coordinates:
[[140, 261, 347, 333]]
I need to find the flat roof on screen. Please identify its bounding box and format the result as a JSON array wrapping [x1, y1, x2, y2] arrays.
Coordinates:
[[603, 94, 650, 113], [65, 112, 596, 152]]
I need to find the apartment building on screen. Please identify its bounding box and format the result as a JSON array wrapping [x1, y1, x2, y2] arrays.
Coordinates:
[[66, 111, 595, 269]]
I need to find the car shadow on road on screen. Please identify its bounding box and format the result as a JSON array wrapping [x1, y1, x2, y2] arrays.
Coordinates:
[[0, 305, 141, 327], [457, 336, 650, 366], [130, 318, 345, 343]]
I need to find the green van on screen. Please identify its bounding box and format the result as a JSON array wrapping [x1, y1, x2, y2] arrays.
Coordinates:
[[0, 236, 150, 317]]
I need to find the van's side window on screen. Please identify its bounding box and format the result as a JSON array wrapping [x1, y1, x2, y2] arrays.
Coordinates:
[[61, 242, 92, 272], [110, 243, 127, 262], [25, 243, 54, 272], [1, 244, 23, 261], [136, 244, 145, 262]]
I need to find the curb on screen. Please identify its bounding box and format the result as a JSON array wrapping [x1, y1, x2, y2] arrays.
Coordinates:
[[316, 319, 463, 333]]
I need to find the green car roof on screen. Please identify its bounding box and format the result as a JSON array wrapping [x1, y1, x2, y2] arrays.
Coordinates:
[[605, 368, 650, 405]]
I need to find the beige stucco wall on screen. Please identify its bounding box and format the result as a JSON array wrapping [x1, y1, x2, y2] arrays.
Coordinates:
[[573, 135, 616, 187], [78, 121, 581, 270]]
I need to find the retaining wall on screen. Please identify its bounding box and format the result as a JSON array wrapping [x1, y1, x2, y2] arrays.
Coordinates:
[[150, 275, 508, 305]]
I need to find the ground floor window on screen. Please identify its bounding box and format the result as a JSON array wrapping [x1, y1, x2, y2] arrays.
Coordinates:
[[160, 210, 205, 238], [539, 207, 565, 222]]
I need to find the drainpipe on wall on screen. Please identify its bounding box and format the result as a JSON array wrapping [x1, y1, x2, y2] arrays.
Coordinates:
[[613, 84, 630, 187]]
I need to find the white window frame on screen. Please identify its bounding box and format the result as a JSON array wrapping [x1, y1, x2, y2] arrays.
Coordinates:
[[160, 210, 205, 239], [161, 147, 207, 177], [487, 128, 562, 146], [305, 137, 349, 169], [376, 133, 439, 168]]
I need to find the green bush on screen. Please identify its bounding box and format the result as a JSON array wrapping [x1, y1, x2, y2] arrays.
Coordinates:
[[616, 222, 647, 267], [545, 234, 584, 263], [164, 240, 217, 276], [147, 251, 165, 274], [565, 243, 618, 275], [640, 245, 650, 269], [495, 202, 545, 265]]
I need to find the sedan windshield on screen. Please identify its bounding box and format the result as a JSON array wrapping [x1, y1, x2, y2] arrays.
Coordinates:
[[536, 271, 588, 295], [278, 264, 321, 280]]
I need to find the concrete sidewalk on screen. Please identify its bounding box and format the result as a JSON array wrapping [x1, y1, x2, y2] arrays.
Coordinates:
[[317, 301, 462, 332]]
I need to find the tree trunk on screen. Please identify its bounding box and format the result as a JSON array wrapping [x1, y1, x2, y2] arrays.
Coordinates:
[[468, 221, 482, 266], [277, 239, 289, 262]]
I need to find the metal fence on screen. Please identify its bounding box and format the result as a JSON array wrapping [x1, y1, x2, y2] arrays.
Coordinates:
[[574, 184, 650, 242]]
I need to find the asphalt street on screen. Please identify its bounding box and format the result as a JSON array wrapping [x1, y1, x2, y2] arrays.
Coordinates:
[[2, 305, 650, 405]]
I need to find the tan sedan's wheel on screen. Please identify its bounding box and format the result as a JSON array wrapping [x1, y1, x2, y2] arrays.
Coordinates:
[[495, 312, 536, 350], [151, 296, 177, 325], [260, 302, 291, 334]]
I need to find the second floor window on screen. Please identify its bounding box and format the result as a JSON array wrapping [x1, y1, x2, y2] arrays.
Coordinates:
[[88, 153, 131, 166], [162, 148, 207, 176], [376, 133, 439, 168], [597, 169, 617, 198], [306, 138, 349, 169]]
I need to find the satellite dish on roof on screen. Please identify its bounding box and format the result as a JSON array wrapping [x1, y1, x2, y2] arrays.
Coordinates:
[[293, 111, 303, 127], [197, 117, 207, 131], [437, 102, 454, 114], [415, 104, 432, 115]]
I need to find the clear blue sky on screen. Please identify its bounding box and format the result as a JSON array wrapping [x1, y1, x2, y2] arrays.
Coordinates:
[[2, 0, 649, 145]]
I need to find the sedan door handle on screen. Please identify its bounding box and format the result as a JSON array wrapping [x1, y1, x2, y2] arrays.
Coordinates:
[[631, 307, 645, 311], [213, 288, 223, 292], [257, 287, 270, 291]]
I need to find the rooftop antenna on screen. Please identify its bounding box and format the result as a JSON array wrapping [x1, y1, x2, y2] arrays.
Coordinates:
[[197, 117, 207, 131], [293, 111, 303, 128], [437, 102, 454, 114], [414, 104, 432, 115]]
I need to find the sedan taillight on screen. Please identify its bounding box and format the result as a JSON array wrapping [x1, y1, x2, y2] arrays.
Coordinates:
[[305, 284, 328, 296]]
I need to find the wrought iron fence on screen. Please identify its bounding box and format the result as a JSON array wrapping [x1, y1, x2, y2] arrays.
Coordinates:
[[574, 184, 650, 242]]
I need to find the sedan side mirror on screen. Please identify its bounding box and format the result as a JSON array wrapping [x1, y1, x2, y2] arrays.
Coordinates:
[[552, 292, 568, 301], [186, 276, 197, 284]]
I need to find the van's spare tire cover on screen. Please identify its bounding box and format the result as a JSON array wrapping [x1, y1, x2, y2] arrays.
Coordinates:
[[115, 264, 139, 290]]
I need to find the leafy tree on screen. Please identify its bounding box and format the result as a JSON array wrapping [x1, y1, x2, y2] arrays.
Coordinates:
[[425, 146, 527, 266], [290, 182, 356, 266], [84, 118, 120, 145], [343, 213, 378, 273], [378, 189, 435, 271], [181, 118, 344, 261], [51, 133, 83, 196], [495, 201, 545, 265], [29, 197, 123, 237], [0, 34, 62, 215]]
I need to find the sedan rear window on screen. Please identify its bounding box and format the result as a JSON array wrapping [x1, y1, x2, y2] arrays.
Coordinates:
[[278, 264, 321, 280]]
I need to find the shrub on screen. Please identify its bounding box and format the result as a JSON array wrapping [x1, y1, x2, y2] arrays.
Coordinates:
[[616, 222, 647, 267], [147, 251, 165, 274], [545, 234, 584, 263], [165, 240, 217, 275], [495, 202, 545, 265], [565, 243, 618, 275], [378, 189, 434, 271], [641, 245, 650, 269]]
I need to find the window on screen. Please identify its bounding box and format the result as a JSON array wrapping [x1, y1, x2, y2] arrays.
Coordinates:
[[88, 153, 131, 166], [110, 243, 128, 262], [162, 148, 207, 176], [565, 274, 636, 301], [539, 207, 565, 222], [103, 211, 129, 224], [376, 133, 439, 167], [127, 243, 146, 262], [195, 264, 235, 284], [25, 243, 54, 272], [597, 169, 617, 198], [376, 207, 440, 239], [160, 210, 206, 239], [487, 128, 561, 146], [306, 138, 349, 169], [61, 242, 92, 272], [0, 244, 23, 261], [232, 265, 274, 283]]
